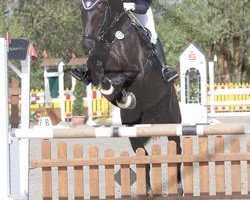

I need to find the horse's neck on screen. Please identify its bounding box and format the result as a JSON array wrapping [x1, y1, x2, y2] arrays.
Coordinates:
[[104, 14, 130, 42], [120, 16, 152, 56], [115, 15, 134, 34]]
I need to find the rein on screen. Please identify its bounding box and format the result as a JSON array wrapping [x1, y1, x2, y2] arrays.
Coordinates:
[[82, 1, 155, 85], [81, 2, 126, 44], [82, 3, 127, 69], [81, 1, 109, 43]]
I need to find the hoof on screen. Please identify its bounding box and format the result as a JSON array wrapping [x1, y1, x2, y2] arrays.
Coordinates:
[[177, 181, 184, 196], [116, 92, 136, 109], [146, 186, 153, 198]]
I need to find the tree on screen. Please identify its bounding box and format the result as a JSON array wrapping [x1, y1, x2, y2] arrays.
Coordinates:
[[72, 80, 86, 116], [153, 0, 250, 82], [4, 0, 83, 88], [0, 1, 8, 36], [2, 0, 250, 85]]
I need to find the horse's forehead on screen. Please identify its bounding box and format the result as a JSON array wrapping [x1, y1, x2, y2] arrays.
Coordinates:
[[81, 0, 105, 10]]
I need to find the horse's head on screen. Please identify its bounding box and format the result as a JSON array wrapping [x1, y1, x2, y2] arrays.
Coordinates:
[[80, 0, 123, 54], [81, 0, 106, 53]]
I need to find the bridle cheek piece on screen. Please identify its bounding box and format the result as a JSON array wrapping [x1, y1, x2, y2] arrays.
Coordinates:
[[81, 1, 110, 45]]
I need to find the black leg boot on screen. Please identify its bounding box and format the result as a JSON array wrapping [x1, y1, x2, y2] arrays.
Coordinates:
[[153, 38, 178, 82]]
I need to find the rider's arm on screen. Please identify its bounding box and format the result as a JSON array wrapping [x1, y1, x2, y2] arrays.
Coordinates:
[[134, 0, 152, 14], [123, 0, 152, 14]]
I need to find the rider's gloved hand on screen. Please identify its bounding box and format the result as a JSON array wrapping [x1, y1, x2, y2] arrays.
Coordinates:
[[123, 2, 135, 11]]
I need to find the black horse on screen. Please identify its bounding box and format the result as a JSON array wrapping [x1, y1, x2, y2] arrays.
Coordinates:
[[74, 0, 182, 193]]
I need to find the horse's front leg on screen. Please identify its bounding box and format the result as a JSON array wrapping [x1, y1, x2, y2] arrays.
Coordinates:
[[100, 74, 136, 109]]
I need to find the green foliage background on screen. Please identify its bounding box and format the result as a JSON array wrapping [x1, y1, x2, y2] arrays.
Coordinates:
[[72, 80, 86, 116], [1, 0, 250, 88]]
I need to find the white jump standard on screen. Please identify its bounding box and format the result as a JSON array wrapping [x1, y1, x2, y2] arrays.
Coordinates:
[[0, 37, 31, 200]]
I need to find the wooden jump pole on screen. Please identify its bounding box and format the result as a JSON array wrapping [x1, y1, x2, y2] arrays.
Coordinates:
[[14, 123, 250, 139]]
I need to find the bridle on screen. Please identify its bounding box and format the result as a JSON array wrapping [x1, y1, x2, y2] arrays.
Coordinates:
[[81, 0, 126, 45], [81, 1, 111, 45]]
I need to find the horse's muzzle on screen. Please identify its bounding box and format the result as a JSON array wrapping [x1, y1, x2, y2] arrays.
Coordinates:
[[82, 37, 95, 54]]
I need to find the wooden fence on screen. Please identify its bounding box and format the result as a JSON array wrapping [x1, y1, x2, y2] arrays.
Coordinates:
[[31, 136, 250, 199]]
